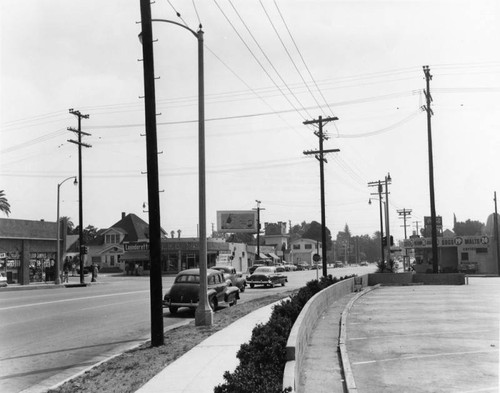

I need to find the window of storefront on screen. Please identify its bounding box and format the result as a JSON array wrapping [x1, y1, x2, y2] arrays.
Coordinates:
[[293, 244, 300, 250], [305, 244, 312, 250], [461, 252, 469, 261]]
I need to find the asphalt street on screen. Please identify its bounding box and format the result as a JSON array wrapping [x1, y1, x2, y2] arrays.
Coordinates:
[[0, 265, 374, 393]]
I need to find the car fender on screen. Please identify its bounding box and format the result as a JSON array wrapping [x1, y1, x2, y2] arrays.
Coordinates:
[[225, 286, 240, 302]]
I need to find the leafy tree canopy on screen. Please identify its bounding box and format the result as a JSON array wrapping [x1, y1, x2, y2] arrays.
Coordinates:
[[453, 219, 485, 236]]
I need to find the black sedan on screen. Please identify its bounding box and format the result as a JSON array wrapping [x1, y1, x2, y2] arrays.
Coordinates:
[[163, 268, 240, 314], [246, 266, 287, 288]]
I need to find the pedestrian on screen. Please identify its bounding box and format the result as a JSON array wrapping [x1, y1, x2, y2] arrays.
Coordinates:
[[63, 266, 69, 283]]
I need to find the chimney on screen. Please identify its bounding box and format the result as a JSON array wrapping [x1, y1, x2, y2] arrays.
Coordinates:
[[122, 212, 126, 219]]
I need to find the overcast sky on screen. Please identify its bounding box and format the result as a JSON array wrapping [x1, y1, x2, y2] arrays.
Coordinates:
[[1, 0, 499, 240]]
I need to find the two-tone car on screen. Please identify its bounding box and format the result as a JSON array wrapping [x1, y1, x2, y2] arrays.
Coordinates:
[[211, 265, 247, 292], [246, 266, 287, 288], [163, 268, 240, 314]]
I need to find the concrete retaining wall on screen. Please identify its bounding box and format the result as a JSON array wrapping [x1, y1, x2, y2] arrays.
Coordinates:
[[368, 272, 466, 286], [282, 275, 369, 392]]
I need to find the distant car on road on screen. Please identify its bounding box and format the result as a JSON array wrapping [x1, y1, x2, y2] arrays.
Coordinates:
[[0, 272, 7, 287], [248, 264, 265, 275], [211, 265, 247, 292], [334, 262, 344, 268], [163, 268, 240, 314], [296, 262, 310, 271], [283, 264, 296, 271], [247, 266, 287, 288], [360, 261, 368, 266]]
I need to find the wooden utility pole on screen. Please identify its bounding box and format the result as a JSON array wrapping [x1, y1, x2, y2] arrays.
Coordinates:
[[494, 192, 500, 277], [398, 208, 412, 239], [68, 109, 91, 285], [423, 65, 439, 273], [303, 115, 340, 277], [139, 0, 164, 346]]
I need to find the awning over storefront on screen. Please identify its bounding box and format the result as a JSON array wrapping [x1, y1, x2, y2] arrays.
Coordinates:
[[120, 250, 150, 261], [268, 253, 280, 260], [259, 253, 271, 260]]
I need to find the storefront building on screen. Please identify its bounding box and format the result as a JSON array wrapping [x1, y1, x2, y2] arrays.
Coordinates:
[[121, 238, 234, 275], [0, 218, 66, 284], [404, 234, 498, 274]]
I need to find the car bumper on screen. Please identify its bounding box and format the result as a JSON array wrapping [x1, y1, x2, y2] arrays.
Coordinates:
[[163, 299, 198, 308]]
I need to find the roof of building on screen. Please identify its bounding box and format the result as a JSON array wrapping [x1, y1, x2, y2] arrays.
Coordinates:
[[0, 218, 57, 240]]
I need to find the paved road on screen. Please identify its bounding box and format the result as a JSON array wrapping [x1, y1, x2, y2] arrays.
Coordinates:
[[0, 265, 374, 393]]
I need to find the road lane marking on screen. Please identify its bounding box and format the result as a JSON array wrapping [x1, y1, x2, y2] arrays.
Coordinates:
[[352, 349, 499, 365], [0, 290, 149, 311], [348, 328, 495, 340]]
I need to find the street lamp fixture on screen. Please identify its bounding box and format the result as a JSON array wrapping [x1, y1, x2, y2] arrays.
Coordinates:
[[56, 176, 77, 284], [139, 16, 211, 326]]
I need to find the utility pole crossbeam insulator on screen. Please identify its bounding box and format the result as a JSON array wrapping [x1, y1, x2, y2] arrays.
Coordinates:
[[303, 115, 340, 277], [67, 108, 91, 286]]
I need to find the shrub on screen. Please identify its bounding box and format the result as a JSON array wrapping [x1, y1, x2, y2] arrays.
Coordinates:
[[214, 274, 355, 393]]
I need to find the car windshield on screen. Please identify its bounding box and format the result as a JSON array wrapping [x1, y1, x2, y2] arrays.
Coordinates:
[[254, 267, 273, 273], [175, 274, 200, 283]]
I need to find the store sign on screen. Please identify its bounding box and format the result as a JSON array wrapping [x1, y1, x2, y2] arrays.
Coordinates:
[[124, 242, 149, 251], [405, 236, 490, 249]]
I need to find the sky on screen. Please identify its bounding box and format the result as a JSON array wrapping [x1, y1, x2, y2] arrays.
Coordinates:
[[1, 0, 499, 241]]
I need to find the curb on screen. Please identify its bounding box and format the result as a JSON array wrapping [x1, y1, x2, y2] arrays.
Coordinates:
[[38, 320, 192, 393], [338, 284, 380, 393]]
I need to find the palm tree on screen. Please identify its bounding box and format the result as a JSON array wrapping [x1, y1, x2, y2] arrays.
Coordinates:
[[60, 216, 75, 233], [0, 190, 11, 217]]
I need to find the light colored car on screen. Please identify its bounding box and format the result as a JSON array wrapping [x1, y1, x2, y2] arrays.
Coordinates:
[[247, 266, 287, 288], [0, 272, 8, 287], [212, 265, 246, 292], [283, 264, 297, 271]]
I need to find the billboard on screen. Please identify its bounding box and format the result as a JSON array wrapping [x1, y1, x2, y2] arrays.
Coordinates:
[[217, 210, 258, 233]]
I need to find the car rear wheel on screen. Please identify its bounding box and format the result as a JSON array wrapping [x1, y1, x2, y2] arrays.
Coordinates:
[[281, 282, 285, 286], [250, 283, 254, 288], [230, 298, 237, 306], [169, 306, 178, 314]]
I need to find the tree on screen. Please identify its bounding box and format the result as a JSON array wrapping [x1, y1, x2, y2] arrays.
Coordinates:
[[226, 232, 256, 244], [61, 216, 75, 234], [0, 190, 11, 217], [302, 221, 333, 249], [453, 219, 485, 236], [289, 221, 310, 243], [72, 225, 99, 243]]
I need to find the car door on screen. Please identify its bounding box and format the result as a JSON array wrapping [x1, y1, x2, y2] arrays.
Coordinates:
[[214, 272, 226, 302]]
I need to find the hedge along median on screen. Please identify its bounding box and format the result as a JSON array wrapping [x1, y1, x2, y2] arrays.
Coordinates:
[[214, 275, 358, 393]]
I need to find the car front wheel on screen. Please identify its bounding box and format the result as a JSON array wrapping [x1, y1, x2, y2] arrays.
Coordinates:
[[209, 297, 217, 311], [250, 283, 255, 288], [169, 306, 178, 314]]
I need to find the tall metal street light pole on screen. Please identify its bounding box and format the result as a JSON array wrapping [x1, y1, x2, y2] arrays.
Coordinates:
[[56, 176, 77, 284], [139, 8, 212, 326]]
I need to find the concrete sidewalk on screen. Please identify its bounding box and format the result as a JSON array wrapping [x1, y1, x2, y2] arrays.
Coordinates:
[[136, 300, 282, 393]]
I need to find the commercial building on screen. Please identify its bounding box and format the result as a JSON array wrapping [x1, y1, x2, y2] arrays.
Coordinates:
[[0, 218, 66, 284]]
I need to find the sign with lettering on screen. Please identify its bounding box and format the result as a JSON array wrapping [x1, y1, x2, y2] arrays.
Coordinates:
[[405, 236, 490, 249], [123, 242, 149, 251]]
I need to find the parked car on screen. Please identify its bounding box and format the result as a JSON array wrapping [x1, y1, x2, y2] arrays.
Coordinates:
[[283, 264, 296, 272], [0, 272, 8, 287], [247, 266, 287, 288], [275, 265, 286, 273], [360, 261, 368, 266], [163, 268, 240, 314], [334, 262, 344, 268], [248, 264, 265, 275], [296, 262, 310, 271], [212, 265, 247, 292]]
